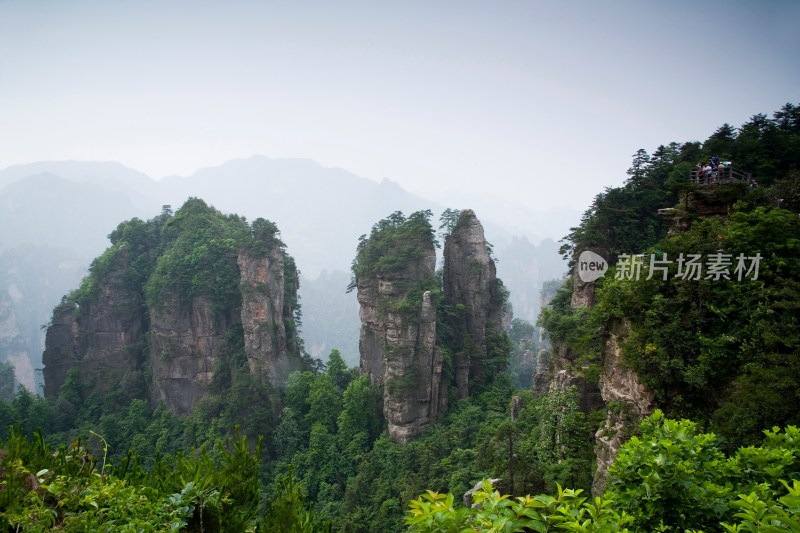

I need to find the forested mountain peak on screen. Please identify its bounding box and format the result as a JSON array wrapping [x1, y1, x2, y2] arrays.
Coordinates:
[[42, 198, 307, 417], [541, 102, 800, 493], [559, 102, 800, 266]]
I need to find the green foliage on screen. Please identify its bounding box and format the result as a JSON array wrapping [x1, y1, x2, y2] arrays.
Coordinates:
[[325, 349, 356, 392], [544, 105, 800, 451], [721, 480, 800, 532], [437, 208, 462, 242], [474, 387, 594, 497], [559, 102, 800, 265], [537, 279, 604, 380], [607, 410, 730, 532], [0, 388, 52, 441], [284, 253, 303, 356], [146, 198, 250, 311], [391, 274, 441, 321], [67, 210, 171, 312], [559, 175, 674, 266], [583, 205, 800, 447], [261, 466, 330, 532], [408, 412, 800, 533], [607, 411, 800, 532], [406, 482, 631, 533], [0, 362, 15, 403], [0, 427, 330, 532], [250, 217, 285, 254], [14, 102, 797, 531], [36, 195, 305, 451], [349, 210, 437, 292], [485, 327, 513, 380]]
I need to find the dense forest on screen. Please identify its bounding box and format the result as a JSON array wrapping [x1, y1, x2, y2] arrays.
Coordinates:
[[1, 103, 799, 531], [544, 102, 800, 449]]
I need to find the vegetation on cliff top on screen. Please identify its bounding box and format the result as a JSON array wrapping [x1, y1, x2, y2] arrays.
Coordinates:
[[66, 198, 299, 317], [559, 102, 800, 265], [541, 102, 800, 449], [348, 210, 438, 290]]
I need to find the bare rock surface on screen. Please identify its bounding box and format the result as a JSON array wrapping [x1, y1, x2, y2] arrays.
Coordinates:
[[442, 209, 505, 398]]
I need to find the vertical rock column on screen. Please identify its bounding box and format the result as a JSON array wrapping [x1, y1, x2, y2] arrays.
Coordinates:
[[237, 246, 298, 389], [442, 209, 505, 398], [356, 216, 445, 444], [592, 318, 654, 494]]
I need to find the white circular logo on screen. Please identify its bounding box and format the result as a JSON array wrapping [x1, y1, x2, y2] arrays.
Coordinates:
[[577, 250, 608, 282]]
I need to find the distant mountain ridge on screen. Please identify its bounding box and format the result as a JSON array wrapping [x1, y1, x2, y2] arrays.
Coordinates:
[[0, 156, 567, 385]]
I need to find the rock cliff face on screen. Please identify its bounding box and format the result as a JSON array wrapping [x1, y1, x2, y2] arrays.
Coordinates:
[[659, 184, 748, 236], [356, 209, 510, 443], [442, 209, 506, 398], [357, 219, 444, 444], [540, 254, 644, 493], [237, 249, 299, 388], [43, 199, 301, 416], [42, 248, 148, 400], [543, 265, 654, 494], [570, 247, 603, 309], [592, 318, 654, 494], [547, 260, 603, 413], [148, 295, 235, 415]]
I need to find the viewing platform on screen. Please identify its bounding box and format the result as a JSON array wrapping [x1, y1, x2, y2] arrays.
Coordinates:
[[690, 164, 753, 186]]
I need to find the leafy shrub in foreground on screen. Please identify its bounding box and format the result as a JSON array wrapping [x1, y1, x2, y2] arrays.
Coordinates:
[[406, 411, 800, 532]]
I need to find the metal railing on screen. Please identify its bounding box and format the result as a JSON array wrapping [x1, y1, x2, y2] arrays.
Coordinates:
[[690, 166, 753, 186]]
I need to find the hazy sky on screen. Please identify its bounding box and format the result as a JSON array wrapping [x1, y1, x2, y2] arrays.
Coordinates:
[[1, 0, 797, 212]]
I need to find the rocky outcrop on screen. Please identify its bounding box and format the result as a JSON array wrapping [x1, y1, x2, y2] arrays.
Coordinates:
[[357, 233, 444, 444], [382, 288, 444, 444], [592, 318, 654, 495], [43, 200, 302, 417], [356, 209, 512, 444], [660, 183, 749, 236], [43, 248, 148, 400], [355, 211, 447, 443], [442, 209, 505, 398], [148, 295, 235, 415], [548, 351, 603, 414], [145, 245, 301, 415], [238, 249, 299, 388], [532, 349, 550, 394], [41, 304, 79, 399]]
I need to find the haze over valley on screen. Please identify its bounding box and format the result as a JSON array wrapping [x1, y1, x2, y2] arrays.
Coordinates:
[[0, 157, 567, 389]]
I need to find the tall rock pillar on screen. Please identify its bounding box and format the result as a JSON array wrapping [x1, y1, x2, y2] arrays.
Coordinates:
[[442, 209, 506, 398], [355, 211, 445, 443]]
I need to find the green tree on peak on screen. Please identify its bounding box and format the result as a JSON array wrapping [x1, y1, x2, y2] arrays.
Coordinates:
[[348, 210, 437, 292], [626, 148, 651, 186]]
